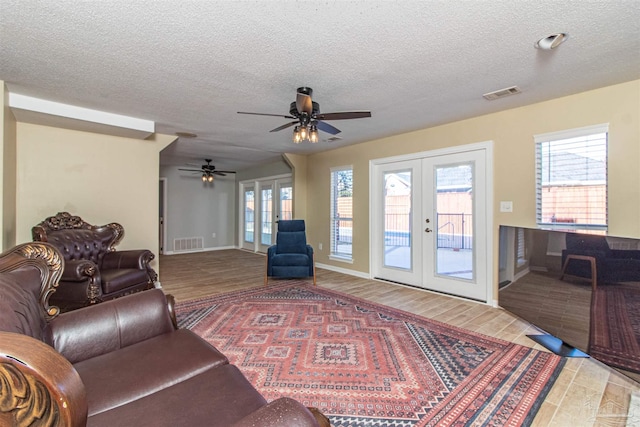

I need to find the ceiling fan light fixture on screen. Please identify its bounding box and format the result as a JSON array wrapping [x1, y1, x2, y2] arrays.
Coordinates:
[[207, 174, 214, 183], [309, 126, 319, 143], [299, 125, 308, 141], [293, 126, 302, 143], [201, 174, 207, 183]]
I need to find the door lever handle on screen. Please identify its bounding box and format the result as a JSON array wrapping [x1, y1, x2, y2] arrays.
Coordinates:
[[425, 228, 432, 233]]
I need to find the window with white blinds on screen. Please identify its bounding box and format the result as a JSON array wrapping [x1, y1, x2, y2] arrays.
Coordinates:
[[516, 227, 526, 266], [330, 166, 353, 260], [535, 124, 608, 231]]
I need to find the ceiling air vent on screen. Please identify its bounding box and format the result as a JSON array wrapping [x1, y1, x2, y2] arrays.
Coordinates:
[[482, 86, 522, 101]]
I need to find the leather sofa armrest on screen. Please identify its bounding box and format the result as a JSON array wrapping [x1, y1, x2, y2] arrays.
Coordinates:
[[229, 398, 321, 427], [46, 289, 176, 364], [0, 332, 88, 427], [101, 249, 155, 270], [62, 259, 98, 281]]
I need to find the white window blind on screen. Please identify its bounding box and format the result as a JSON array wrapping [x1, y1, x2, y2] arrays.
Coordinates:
[[516, 227, 526, 266], [330, 166, 353, 259], [535, 124, 608, 231]]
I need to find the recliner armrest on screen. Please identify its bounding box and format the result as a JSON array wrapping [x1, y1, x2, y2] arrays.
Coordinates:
[[46, 289, 176, 364], [101, 249, 155, 270], [62, 259, 98, 281], [229, 397, 321, 427]]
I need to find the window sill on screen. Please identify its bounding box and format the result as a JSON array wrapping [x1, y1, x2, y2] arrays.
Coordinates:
[[329, 255, 353, 264]]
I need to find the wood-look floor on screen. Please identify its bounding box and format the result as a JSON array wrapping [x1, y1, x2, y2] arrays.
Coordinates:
[[500, 271, 592, 353], [159, 249, 640, 427]]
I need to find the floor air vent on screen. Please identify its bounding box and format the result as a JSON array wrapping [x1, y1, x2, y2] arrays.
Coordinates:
[[173, 237, 204, 252]]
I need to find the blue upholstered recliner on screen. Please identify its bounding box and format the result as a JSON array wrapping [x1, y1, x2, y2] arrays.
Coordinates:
[[265, 220, 316, 286]]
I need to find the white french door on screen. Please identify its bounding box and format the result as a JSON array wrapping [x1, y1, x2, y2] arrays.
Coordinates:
[[258, 183, 274, 252], [371, 145, 491, 302], [240, 176, 292, 253], [241, 185, 256, 251]]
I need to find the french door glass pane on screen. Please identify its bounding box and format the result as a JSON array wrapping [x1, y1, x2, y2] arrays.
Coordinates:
[[244, 190, 255, 243], [435, 163, 473, 279], [261, 188, 273, 245], [280, 186, 293, 220], [384, 170, 411, 269]]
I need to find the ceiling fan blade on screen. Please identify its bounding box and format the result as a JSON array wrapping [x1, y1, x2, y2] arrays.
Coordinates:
[[213, 171, 227, 176], [178, 168, 202, 172], [316, 120, 341, 135], [215, 170, 236, 174], [296, 93, 313, 115], [270, 121, 298, 132], [238, 111, 296, 119], [316, 111, 372, 121]]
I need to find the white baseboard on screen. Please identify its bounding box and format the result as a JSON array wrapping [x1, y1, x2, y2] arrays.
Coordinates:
[[315, 262, 370, 279], [513, 267, 531, 282], [163, 245, 238, 256]]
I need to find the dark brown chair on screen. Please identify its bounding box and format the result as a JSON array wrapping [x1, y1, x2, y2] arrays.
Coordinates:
[[32, 212, 157, 311]]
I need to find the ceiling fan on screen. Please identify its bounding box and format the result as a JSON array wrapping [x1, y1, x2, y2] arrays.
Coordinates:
[[238, 87, 371, 143], [179, 159, 236, 182]]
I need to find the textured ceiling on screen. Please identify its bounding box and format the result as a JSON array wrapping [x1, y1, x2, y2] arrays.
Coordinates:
[[1, 1, 639, 172]]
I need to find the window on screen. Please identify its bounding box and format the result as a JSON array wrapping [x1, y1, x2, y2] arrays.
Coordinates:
[[244, 189, 254, 243], [330, 166, 353, 260], [279, 185, 293, 221], [516, 228, 526, 267], [535, 124, 608, 231], [261, 187, 273, 245]]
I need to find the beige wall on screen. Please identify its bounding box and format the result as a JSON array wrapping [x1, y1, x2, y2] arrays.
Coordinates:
[[1, 82, 17, 251], [283, 153, 308, 220], [305, 80, 640, 300], [15, 123, 174, 269]]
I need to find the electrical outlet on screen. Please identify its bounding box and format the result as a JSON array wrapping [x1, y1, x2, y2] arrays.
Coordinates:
[[319, 243, 323, 251], [500, 201, 513, 213], [212, 232, 216, 238]]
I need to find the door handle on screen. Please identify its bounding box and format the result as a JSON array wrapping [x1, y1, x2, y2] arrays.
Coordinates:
[[425, 228, 432, 233]]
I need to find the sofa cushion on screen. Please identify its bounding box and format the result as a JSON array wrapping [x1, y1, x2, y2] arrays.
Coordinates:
[[74, 329, 229, 416], [101, 268, 150, 294], [86, 364, 267, 427], [0, 268, 46, 340]]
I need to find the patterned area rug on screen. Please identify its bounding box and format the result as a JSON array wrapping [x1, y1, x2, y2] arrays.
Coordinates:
[[176, 283, 565, 426], [590, 282, 640, 374]]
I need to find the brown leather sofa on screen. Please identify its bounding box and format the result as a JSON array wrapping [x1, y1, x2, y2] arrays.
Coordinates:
[[32, 212, 157, 311], [0, 242, 320, 427]]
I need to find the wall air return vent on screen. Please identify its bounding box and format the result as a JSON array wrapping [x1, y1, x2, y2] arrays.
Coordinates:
[[173, 236, 204, 252], [482, 86, 522, 101]]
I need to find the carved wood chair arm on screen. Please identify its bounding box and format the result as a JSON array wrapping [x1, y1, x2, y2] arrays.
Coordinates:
[[0, 332, 88, 427]]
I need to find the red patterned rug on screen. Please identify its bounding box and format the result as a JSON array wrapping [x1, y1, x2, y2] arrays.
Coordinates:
[[176, 283, 565, 426], [590, 282, 640, 374]]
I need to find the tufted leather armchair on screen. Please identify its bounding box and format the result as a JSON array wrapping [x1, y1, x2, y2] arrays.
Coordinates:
[[32, 212, 157, 311]]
